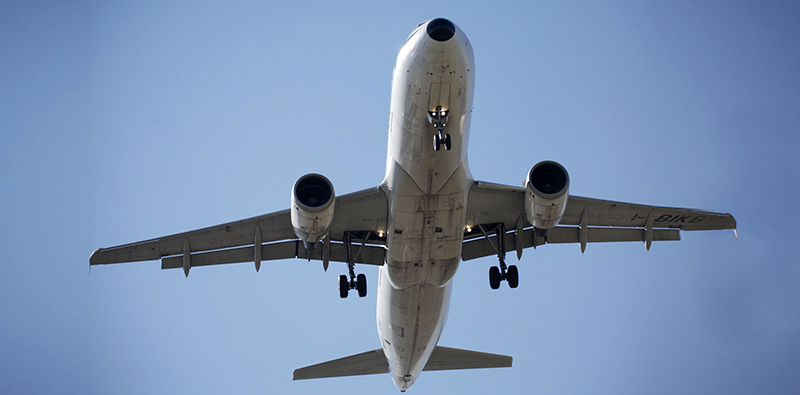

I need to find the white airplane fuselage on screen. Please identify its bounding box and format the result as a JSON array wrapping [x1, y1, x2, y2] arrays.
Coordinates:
[[377, 19, 475, 391]]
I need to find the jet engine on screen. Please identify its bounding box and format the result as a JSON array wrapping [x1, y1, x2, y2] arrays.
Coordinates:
[[291, 173, 335, 249], [525, 161, 570, 237]]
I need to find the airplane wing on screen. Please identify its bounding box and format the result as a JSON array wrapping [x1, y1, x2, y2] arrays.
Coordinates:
[[462, 181, 736, 261], [90, 187, 388, 272]]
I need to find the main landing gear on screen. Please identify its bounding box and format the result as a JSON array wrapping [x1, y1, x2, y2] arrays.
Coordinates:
[[429, 105, 451, 151], [338, 232, 368, 298], [475, 223, 520, 290], [489, 262, 519, 290], [338, 273, 367, 298]]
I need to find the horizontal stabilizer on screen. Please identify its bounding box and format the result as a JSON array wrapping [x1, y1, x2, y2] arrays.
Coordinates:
[[423, 346, 512, 371], [293, 346, 511, 381], [293, 349, 388, 380]]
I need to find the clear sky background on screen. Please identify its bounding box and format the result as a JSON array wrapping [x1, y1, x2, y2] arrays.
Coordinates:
[[3, 1, 799, 394]]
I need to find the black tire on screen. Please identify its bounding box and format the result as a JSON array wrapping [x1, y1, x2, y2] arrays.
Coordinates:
[[444, 134, 451, 150], [507, 265, 519, 288], [489, 266, 501, 290], [338, 275, 349, 298], [433, 135, 441, 151], [356, 273, 367, 297]]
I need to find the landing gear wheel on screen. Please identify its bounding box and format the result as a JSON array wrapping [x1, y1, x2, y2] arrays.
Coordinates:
[[489, 266, 501, 290], [356, 273, 367, 297], [338, 274, 349, 298], [507, 265, 519, 288], [443, 134, 451, 150], [433, 135, 441, 151]]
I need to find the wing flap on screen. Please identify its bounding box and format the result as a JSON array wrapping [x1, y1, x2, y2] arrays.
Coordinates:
[[546, 226, 681, 244], [462, 227, 680, 261], [161, 240, 385, 269]]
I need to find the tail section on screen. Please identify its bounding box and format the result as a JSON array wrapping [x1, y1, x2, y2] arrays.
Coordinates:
[[293, 346, 511, 380]]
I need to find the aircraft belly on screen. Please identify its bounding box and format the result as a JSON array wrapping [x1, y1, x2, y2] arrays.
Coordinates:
[[377, 266, 453, 385], [384, 188, 466, 289]]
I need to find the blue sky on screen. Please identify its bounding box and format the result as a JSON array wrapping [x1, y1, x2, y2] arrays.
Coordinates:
[[2, 1, 799, 394]]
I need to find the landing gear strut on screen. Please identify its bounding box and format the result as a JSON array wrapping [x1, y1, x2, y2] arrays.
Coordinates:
[[429, 105, 451, 151], [338, 232, 368, 298], [477, 223, 519, 290]]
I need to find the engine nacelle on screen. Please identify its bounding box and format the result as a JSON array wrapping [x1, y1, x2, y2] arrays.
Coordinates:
[[525, 161, 570, 237], [291, 173, 335, 249]]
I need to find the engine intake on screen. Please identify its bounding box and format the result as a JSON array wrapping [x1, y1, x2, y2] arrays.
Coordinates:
[[525, 161, 570, 236], [291, 173, 335, 249]]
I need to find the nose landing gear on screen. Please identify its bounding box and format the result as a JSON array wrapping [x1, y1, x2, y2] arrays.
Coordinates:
[[429, 105, 451, 151], [434, 134, 451, 152]]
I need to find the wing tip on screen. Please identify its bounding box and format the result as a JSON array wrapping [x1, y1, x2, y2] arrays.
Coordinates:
[[89, 248, 103, 265]]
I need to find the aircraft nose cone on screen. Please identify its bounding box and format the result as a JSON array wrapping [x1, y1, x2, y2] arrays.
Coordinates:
[[426, 18, 455, 41]]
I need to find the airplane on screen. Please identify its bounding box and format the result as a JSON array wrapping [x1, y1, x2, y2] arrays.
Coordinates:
[[90, 18, 737, 392]]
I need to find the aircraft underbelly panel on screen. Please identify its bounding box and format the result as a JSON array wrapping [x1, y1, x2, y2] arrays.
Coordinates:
[[377, 267, 453, 384], [384, 183, 467, 289]]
